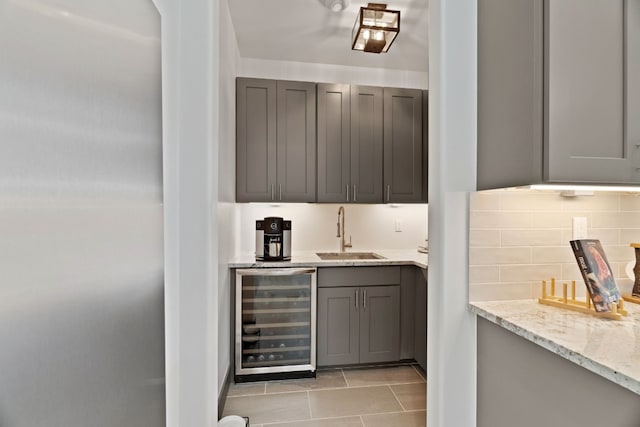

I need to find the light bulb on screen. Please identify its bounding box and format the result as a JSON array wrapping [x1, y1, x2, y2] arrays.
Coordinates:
[[363, 30, 370, 39], [375, 31, 384, 41]]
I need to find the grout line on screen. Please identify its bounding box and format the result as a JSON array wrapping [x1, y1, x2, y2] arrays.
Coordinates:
[[411, 364, 427, 382], [306, 390, 313, 420], [387, 384, 407, 412], [342, 367, 351, 387]]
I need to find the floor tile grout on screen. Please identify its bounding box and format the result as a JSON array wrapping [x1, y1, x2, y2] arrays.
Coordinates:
[[306, 390, 313, 420], [225, 366, 427, 426], [387, 384, 407, 412]]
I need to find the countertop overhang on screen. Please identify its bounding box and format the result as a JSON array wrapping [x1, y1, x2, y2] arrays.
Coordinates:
[[470, 299, 640, 395], [229, 249, 428, 269]]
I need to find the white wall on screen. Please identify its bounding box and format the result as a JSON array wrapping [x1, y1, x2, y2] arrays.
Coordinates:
[[157, 0, 219, 425], [239, 57, 428, 89], [469, 189, 639, 301], [217, 0, 240, 395], [236, 203, 428, 254], [427, 0, 477, 426]]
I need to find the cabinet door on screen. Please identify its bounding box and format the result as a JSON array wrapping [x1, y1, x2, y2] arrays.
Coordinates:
[[627, 0, 640, 176], [317, 287, 359, 366], [359, 285, 400, 364], [276, 81, 317, 202], [546, 0, 640, 183], [414, 268, 427, 371], [351, 86, 383, 203], [383, 88, 423, 202], [236, 78, 277, 202], [421, 90, 429, 202], [317, 83, 350, 203]]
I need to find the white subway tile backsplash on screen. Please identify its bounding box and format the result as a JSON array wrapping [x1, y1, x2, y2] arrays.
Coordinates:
[[470, 192, 500, 211], [591, 212, 640, 229], [470, 229, 501, 247], [501, 229, 563, 246], [619, 229, 640, 243], [561, 193, 620, 212], [469, 266, 500, 284], [531, 246, 575, 264], [530, 212, 577, 229], [617, 195, 640, 211], [585, 229, 620, 245], [469, 247, 531, 265], [500, 192, 563, 211], [470, 283, 534, 301], [470, 211, 532, 229], [500, 264, 562, 282], [470, 189, 640, 302]]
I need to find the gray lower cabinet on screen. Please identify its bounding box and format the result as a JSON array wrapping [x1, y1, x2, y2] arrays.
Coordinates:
[[478, 0, 640, 189], [317, 285, 400, 366], [383, 88, 425, 203], [236, 78, 316, 202], [316, 83, 383, 203]]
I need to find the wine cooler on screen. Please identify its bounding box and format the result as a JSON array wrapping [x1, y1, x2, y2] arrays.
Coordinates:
[[235, 268, 317, 381]]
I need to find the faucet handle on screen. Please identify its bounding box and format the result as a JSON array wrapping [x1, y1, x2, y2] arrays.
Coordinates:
[[345, 235, 353, 248]]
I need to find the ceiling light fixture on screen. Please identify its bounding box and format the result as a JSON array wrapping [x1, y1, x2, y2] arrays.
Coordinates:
[[351, 3, 400, 54]]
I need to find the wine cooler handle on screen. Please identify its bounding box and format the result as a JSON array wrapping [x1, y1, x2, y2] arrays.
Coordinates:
[[355, 289, 359, 311]]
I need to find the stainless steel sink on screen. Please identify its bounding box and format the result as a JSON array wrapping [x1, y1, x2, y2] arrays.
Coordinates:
[[316, 252, 385, 260]]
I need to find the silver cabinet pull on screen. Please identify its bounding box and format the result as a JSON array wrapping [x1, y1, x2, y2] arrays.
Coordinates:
[[346, 184, 349, 202], [363, 289, 367, 310], [271, 184, 275, 201], [279, 184, 282, 201], [353, 184, 357, 202], [386, 184, 390, 202], [355, 289, 359, 310]]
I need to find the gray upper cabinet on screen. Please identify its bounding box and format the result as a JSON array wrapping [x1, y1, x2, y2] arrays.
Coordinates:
[[236, 78, 277, 202], [351, 86, 384, 203], [317, 84, 383, 203], [383, 88, 425, 202], [478, 0, 640, 190], [236, 78, 316, 202]]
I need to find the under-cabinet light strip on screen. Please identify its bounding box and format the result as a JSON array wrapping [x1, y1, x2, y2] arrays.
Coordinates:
[[529, 184, 640, 192]]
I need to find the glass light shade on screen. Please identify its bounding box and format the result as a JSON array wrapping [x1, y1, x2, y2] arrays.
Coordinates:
[[351, 3, 400, 53]]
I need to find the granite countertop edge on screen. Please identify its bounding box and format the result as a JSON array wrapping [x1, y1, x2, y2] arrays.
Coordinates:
[[228, 249, 428, 270], [470, 300, 640, 395]]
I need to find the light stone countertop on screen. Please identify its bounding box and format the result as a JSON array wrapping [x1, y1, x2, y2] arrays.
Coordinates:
[[228, 249, 428, 269], [470, 299, 640, 395]]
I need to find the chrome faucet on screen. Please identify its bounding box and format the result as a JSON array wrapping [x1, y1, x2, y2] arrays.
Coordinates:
[[337, 206, 352, 252]]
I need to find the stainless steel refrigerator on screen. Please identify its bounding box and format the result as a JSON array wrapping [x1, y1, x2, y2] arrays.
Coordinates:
[[0, 0, 165, 425]]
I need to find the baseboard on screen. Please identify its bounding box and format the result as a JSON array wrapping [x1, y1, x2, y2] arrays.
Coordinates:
[[218, 366, 232, 420]]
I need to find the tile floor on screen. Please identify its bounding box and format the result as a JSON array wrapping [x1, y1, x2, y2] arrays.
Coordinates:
[[222, 364, 426, 427]]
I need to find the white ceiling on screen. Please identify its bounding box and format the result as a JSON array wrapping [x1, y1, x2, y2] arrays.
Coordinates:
[[227, 0, 429, 72]]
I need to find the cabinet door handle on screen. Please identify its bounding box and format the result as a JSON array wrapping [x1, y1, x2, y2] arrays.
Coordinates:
[[355, 289, 359, 311], [363, 289, 366, 310], [353, 184, 357, 202], [346, 184, 350, 202], [386, 184, 390, 202], [279, 184, 282, 201], [271, 184, 275, 201]]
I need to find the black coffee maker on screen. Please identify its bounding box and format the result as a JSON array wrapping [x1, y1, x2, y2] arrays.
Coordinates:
[[255, 217, 291, 261]]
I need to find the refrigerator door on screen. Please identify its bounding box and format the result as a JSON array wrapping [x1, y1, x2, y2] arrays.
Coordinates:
[[0, 0, 164, 426]]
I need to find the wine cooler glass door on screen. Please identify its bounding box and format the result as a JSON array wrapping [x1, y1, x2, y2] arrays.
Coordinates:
[[236, 268, 317, 375]]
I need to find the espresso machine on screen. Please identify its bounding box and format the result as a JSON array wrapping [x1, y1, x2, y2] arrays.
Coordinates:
[[255, 217, 291, 261]]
